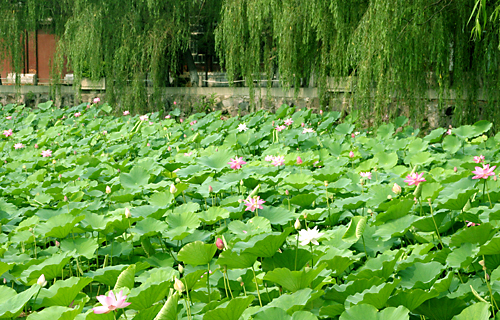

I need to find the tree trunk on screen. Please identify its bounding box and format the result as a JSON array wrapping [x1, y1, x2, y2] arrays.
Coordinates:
[[183, 48, 199, 87]]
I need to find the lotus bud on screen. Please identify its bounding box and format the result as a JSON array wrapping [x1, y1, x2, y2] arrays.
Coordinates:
[[494, 175, 498, 181], [324, 181, 328, 187], [35, 144, 39, 148], [105, 186, 111, 194], [178, 264, 184, 274], [180, 119, 183, 123], [285, 189, 289, 196], [52, 160, 56, 164], [3, 278, 6, 284], [209, 185, 213, 193], [37, 274, 47, 287], [22, 165, 26, 169], [320, 110, 323, 115], [175, 178, 181, 183], [55, 240, 60, 247], [125, 208, 131, 218], [387, 195, 392, 200], [301, 122, 305, 127], [392, 183, 402, 195], [294, 218, 301, 230], [349, 151, 354, 158], [64, 195, 68, 202], [479, 260, 487, 271], [240, 180, 244, 186], [170, 184, 177, 194], [29, 228, 33, 232], [216, 238, 224, 250], [296, 156, 303, 164], [174, 277, 185, 292], [167, 146, 172, 151], [454, 167, 457, 172], [58, 174, 62, 179], [147, 143, 150, 147]]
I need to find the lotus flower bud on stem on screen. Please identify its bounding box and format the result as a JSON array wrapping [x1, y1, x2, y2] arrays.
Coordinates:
[[178, 264, 184, 274], [216, 238, 224, 250], [175, 178, 181, 184], [105, 186, 111, 194], [294, 218, 301, 230], [349, 151, 354, 158], [64, 195, 68, 202], [209, 185, 213, 193], [170, 184, 177, 194], [174, 277, 185, 292], [392, 183, 402, 194], [296, 156, 303, 164], [37, 274, 47, 287], [125, 208, 131, 218]]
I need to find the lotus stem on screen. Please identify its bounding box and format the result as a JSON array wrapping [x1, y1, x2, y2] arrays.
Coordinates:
[[428, 199, 444, 248], [251, 265, 263, 307], [207, 263, 211, 303]]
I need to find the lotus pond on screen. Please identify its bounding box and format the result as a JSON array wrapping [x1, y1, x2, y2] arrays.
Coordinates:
[[0, 100, 499, 320]]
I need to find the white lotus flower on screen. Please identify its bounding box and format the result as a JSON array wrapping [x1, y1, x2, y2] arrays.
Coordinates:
[[238, 123, 248, 132], [298, 226, 324, 246]]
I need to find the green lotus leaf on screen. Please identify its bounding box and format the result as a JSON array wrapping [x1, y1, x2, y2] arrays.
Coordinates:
[[340, 305, 409, 320], [253, 307, 291, 320], [60, 237, 98, 259], [0, 285, 40, 318], [228, 217, 272, 239], [443, 135, 461, 154], [131, 218, 168, 237], [446, 243, 479, 269], [373, 214, 419, 241], [266, 288, 323, 315], [232, 227, 293, 257], [114, 264, 136, 290], [166, 211, 200, 229], [450, 223, 496, 247], [149, 191, 175, 207], [20, 252, 73, 284], [478, 235, 500, 256], [177, 241, 217, 266], [335, 123, 354, 135], [398, 262, 444, 290], [262, 248, 311, 272], [153, 292, 179, 320], [345, 279, 400, 309], [342, 216, 367, 242], [197, 149, 233, 172], [35, 277, 92, 309], [127, 280, 171, 310], [216, 250, 257, 269], [414, 297, 467, 320], [202, 296, 254, 320], [36, 213, 85, 239], [289, 194, 317, 208], [198, 207, 230, 225], [84, 265, 128, 287], [120, 166, 150, 189], [263, 264, 326, 292], [452, 302, 490, 320], [387, 288, 439, 311]]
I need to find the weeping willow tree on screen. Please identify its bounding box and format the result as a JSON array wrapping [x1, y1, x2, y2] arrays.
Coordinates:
[[216, 0, 500, 129], [0, 0, 221, 112]]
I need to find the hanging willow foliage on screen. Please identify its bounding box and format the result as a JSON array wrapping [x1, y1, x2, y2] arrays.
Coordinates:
[[216, 0, 500, 129], [1, 1, 500, 127], [0, 0, 220, 113]]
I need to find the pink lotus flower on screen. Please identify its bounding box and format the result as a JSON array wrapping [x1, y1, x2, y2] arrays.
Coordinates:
[[351, 133, 355, 138], [297, 156, 303, 164], [446, 128, 452, 135], [228, 157, 246, 169], [301, 123, 305, 127], [147, 143, 151, 147], [139, 115, 148, 121], [92, 290, 131, 314], [284, 118, 293, 126], [93, 97, 101, 104], [466, 221, 480, 227], [6, 116, 11, 120], [349, 151, 354, 158], [302, 128, 314, 134], [190, 121, 196, 126], [174, 101, 177, 105], [319, 110, 323, 116], [103, 131, 107, 135], [473, 155, 485, 164], [360, 172, 372, 180], [34, 144, 39, 149], [272, 156, 285, 167], [275, 125, 286, 132], [41, 150, 52, 157], [244, 196, 265, 212], [14, 143, 24, 149], [165, 115, 171, 119], [404, 172, 426, 186], [184, 152, 193, 156], [216, 238, 224, 250], [74, 112, 81, 117], [265, 155, 274, 162], [123, 111, 130, 116], [180, 119, 183, 123], [3, 129, 12, 137], [472, 164, 496, 180]]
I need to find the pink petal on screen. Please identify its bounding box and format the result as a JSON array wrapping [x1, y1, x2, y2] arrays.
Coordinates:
[[92, 306, 111, 314]]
